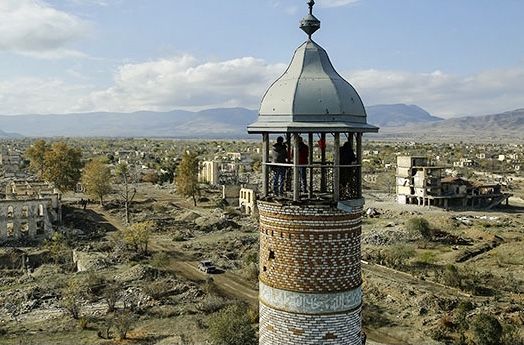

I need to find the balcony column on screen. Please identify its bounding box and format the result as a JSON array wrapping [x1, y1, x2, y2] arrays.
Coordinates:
[[286, 133, 292, 193], [308, 133, 314, 199], [261, 133, 269, 197], [293, 133, 301, 201], [320, 133, 327, 192], [356, 133, 362, 198], [333, 132, 340, 202]]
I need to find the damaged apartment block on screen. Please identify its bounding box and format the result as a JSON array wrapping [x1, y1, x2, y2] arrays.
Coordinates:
[[396, 156, 512, 209], [0, 181, 62, 243]]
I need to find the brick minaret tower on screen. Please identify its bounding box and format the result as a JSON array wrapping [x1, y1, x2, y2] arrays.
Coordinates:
[[248, 2, 379, 344]]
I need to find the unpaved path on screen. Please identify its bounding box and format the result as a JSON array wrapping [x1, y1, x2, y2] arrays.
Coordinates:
[[88, 206, 408, 344]]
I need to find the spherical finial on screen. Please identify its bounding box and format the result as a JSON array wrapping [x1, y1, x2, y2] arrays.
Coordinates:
[[300, 0, 320, 39], [307, 0, 315, 14]]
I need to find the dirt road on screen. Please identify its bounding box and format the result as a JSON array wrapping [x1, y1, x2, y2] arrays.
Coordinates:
[[89, 206, 408, 344]]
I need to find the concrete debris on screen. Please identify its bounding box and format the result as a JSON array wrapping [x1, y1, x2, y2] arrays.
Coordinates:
[[113, 264, 161, 283], [72, 250, 110, 272]]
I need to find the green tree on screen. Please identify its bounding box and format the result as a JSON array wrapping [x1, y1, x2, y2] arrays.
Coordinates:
[[121, 220, 154, 254], [82, 157, 112, 206], [43, 142, 83, 192], [472, 314, 503, 345], [176, 152, 199, 206], [25, 139, 49, 178], [208, 304, 257, 345]]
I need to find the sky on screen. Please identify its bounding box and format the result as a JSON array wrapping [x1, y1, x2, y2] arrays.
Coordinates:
[[1, 0, 524, 118]]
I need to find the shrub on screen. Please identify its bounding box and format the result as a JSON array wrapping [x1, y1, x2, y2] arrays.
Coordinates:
[[78, 316, 89, 330], [208, 304, 257, 345], [471, 314, 503, 345], [441, 264, 462, 288], [406, 217, 432, 241], [241, 263, 259, 283], [501, 323, 524, 345], [103, 280, 122, 313], [112, 310, 135, 340], [197, 295, 226, 314], [61, 278, 84, 320], [415, 251, 437, 265], [384, 244, 416, 268], [150, 252, 170, 270]]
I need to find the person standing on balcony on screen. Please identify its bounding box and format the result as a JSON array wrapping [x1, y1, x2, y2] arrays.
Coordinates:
[[340, 140, 356, 190], [297, 136, 309, 193], [271, 136, 288, 195]]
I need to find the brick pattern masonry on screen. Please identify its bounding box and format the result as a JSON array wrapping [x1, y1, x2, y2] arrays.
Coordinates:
[[258, 201, 363, 345], [260, 302, 362, 345], [259, 202, 362, 293]]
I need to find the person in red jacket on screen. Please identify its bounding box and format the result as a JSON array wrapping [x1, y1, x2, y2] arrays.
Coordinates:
[[297, 136, 309, 193]]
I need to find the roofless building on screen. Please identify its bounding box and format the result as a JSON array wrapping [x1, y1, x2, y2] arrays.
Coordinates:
[[248, 2, 378, 344]]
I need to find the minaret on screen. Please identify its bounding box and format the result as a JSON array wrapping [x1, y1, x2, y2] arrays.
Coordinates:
[[248, 2, 379, 344]]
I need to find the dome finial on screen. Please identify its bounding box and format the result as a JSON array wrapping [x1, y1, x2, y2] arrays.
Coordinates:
[[308, 0, 315, 14], [300, 0, 320, 39]]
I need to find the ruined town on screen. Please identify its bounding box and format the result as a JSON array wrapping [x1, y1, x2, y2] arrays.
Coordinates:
[[1, 1, 524, 345]]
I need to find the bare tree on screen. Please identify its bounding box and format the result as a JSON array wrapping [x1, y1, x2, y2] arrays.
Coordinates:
[[115, 163, 138, 224]]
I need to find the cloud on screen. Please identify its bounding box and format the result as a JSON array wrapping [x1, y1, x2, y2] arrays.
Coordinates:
[[69, 0, 109, 5], [317, 0, 360, 8], [0, 78, 93, 115], [1, 53, 524, 118], [0, 0, 88, 58], [80, 55, 287, 112], [346, 66, 524, 117]]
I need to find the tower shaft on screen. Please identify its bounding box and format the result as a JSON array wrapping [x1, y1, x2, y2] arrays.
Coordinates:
[[258, 201, 363, 345]]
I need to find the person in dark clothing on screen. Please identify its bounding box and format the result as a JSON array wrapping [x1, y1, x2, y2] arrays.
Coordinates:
[[271, 136, 288, 195], [340, 141, 356, 189], [297, 136, 309, 193]]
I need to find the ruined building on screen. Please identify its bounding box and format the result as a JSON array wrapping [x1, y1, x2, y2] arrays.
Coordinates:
[[248, 2, 378, 344], [0, 181, 61, 242], [396, 156, 511, 209], [0, 148, 23, 178]]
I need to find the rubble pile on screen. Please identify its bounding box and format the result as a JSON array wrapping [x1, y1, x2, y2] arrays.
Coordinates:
[[362, 228, 413, 246]]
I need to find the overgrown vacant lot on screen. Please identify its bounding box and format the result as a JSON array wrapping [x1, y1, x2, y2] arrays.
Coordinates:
[[361, 193, 524, 344]]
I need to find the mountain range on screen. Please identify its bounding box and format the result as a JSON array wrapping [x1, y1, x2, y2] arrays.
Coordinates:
[[379, 108, 524, 141], [366, 104, 442, 127], [0, 105, 523, 140]]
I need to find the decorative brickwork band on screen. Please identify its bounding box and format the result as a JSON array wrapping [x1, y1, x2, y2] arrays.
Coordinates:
[[259, 281, 362, 314], [258, 201, 362, 293], [260, 303, 363, 345]]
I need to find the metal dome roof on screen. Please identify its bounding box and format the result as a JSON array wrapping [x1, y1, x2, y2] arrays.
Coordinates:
[[248, 2, 378, 134]]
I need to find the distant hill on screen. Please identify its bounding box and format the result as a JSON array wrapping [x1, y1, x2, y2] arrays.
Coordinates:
[[366, 104, 442, 127], [0, 128, 23, 138], [0, 104, 439, 138], [379, 108, 524, 141], [0, 108, 258, 138], [1, 105, 523, 141]]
